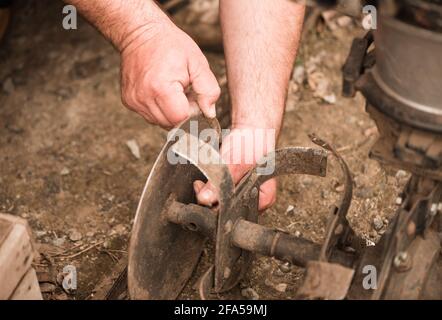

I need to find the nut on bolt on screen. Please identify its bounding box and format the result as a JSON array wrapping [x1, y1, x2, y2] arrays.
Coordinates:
[[393, 251, 412, 272]]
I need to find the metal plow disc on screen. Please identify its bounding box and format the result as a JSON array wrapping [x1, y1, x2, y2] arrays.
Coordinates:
[[127, 116, 225, 300]]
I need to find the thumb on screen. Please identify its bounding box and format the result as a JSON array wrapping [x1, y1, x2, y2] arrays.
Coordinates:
[[189, 59, 221, 119]]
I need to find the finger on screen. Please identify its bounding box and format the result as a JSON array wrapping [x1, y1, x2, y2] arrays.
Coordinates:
[[195, 181, 218, 207], [155, 81, 191, 125], [137, 109, 155, 125], [148, 100, 174, 129], [189, 60, 220, 119], [258, 179, 277, 211]]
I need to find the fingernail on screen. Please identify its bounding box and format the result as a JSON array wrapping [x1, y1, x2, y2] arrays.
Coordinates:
[[206, 104, 217, 119]]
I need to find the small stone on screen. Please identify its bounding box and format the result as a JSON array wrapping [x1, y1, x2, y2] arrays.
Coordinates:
[[395, 170, 408, 180], [126, 139, 141, 160], [275, 283, 288, 293], [293, 65, 305, 85], [395, 197, 403, 205], [369, 230, 378, 238], [112, 224, 126, 236], [241, 288, 259, 300], [52, 237, 66, 247], [335, 184, 345, 192], [279, 262, 292, 273], [365, 238, 376, 247], [336, 16, 353, 27], [286, 205, 295, 215], [3, 78, 15, 94], [60, 167, 70, 176], [323, 93, 337, 105], [69, 229, 82, 242], [35, 230, 47, 238], [294, 230, 301, 238], [86, 231, 95, 237], [373, 216, 384, 231], [300, 176, 313, 188]]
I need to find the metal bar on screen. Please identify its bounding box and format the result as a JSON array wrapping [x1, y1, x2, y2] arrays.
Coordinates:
[[165, 201, 355, 268], [165, 201, 217, 238]]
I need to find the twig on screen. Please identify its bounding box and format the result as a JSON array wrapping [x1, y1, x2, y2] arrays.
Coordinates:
[[59, 241, 105, 260]]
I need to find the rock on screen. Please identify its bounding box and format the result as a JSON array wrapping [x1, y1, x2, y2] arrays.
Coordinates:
[[395, 170, 408, 180], [35, 230, 47, 238], [336, 16, 353, 27], [126, 139, 141, 160], [373, 216, 384, 231], [52, 237, 66, 247], [335, 184, 345, 192], [294, 230, 301, 238], [69, 229, 82, 242], [300, 176, 313, 188], [60, 167, 70, 176], [112, 224, 126, 236], [365, 238, 376, 247], [275, 283, 288, 293], [279, 262, 292, 273], [2, 77, 15, 94], [323, 93, 336, 105], [293, 65, 305, 85], [289, 80, 299, 94], [286, 205, 295, 215], [241, 287, 259, 300]]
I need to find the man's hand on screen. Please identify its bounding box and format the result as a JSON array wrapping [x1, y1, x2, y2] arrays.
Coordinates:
[[120, 22, 220, 128], [194, 127, 278, 211], [66, 0, 220, 128]]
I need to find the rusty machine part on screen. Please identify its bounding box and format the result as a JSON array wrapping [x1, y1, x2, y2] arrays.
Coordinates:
[[342, 0, 442, 299], [128, 115, 363, 300]]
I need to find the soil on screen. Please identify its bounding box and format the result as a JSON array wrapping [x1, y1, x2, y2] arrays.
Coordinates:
[[0, 1, 407, 300]]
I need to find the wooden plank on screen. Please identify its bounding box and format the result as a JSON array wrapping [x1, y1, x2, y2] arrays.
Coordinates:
[[10, 268, 43, 300], [0, 223, 35, 299]]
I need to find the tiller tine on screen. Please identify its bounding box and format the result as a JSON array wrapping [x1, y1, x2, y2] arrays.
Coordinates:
[[128, 116, 360, 300]]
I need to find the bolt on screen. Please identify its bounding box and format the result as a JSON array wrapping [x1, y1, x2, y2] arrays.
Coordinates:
[[224, 267, 231, 279], [407, 221, 416, 236], [430, 203, 438, 217], [393, 251, 411, 272]]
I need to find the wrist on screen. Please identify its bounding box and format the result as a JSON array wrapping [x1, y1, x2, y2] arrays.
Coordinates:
[[116, 9, 172, 53]]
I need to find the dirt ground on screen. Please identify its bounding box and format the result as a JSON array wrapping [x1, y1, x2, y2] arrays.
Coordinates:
[[0, 1, 407, 300]]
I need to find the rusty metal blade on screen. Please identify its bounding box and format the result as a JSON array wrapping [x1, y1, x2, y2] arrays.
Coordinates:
[[128, 115, 228, 300]]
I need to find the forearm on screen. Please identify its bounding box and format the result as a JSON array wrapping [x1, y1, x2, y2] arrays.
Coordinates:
[[220, 0, 305, 135], [64, 0, 172, 51]]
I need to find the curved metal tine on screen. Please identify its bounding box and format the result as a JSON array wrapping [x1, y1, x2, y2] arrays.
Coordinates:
[[247, 147, 328, 189], [171, 131, 235, 204], [308, 134, 354, 261], [198, 266, 215, 300]]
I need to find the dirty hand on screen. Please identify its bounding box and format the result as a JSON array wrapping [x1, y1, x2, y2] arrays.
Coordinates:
[[119, 21, 220, 128], [194, 128, 277, 211]]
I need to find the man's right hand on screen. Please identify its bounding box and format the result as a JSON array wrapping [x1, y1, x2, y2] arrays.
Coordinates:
[[66, 0, 220, 129], [119, 21, 221, 128]]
